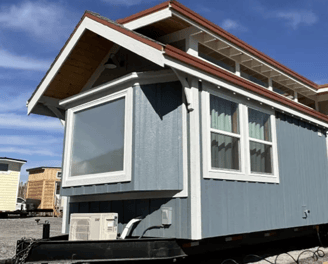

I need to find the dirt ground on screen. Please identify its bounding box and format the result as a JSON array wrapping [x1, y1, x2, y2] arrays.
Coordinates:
[[1, 217, 328, 264], [0, 216, 62, 260]]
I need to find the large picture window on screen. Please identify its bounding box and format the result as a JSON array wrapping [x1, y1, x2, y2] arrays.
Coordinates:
[[62, 88, 133, 187], [203, 85, 279, 183]]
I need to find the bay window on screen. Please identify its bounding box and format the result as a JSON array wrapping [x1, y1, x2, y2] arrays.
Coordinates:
[[203, 86, 279, 183], [62, 88, 133, 187]]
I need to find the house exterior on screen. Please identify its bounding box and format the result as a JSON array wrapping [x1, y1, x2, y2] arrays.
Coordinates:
[[0, 157, 27, 212], [26, 167, 62, 215], [27, 0, 328, 240]]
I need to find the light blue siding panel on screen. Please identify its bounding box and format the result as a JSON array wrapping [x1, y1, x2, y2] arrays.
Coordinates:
[[133, 82, 183, 191], [202, 112, 328, 238]]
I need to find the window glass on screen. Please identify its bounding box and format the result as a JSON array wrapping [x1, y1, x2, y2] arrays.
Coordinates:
[[250, 141, 272, 173], [70, 98, 125, 176], [0, 164, 8, 171], [211, 133, 240, 170], [248, 108, 271, 141], [210, 95, 239, 134]]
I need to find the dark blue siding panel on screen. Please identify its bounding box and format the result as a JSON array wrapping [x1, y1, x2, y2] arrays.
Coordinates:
[[67, 197, 190, 239], [61, 81, 183, 196], [202, 112, 328, 238]]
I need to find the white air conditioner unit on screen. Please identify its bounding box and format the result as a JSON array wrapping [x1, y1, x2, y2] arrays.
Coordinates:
[[69, 213, 118, 241]]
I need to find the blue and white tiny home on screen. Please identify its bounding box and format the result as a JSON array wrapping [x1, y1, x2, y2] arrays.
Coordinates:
[[27, 1, 328, 242]]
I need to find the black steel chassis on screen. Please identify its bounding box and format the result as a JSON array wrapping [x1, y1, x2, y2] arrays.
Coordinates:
[[16, 235, 187, 263]]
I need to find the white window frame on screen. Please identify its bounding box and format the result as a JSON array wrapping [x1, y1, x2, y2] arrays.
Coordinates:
[[202, 83, 280, 183], [62, 88, 133, 187]]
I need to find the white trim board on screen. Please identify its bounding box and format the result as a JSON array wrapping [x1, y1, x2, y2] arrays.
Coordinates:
[[123, 8, 172, 30], [28, 16, 165, 115], [164, 56, 328, 128]]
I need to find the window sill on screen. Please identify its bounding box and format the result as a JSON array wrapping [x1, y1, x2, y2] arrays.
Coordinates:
[[205, 171, 279, 184]]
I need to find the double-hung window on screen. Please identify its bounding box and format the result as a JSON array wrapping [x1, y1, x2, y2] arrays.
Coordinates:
[[203, 85, 279, 183]]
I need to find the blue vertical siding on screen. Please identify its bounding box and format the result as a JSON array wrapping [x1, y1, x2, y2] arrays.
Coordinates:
[[68, 197, 190, 239], [201, 112, 328, 238]]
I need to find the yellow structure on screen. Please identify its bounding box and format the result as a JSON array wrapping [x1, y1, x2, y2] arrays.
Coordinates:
[[0, 157, 27, 212], [26, 167, 61, 212]]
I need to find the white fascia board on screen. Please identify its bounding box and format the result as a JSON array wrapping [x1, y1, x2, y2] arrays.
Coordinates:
[[0, 159, 26, 164], [28, 16, 165, 115], [59, 70, 177, 107], [171, 10, 318, 96], [123, 8, 172, 30], [318, 87, 328, 93], [164, 56, 328, 128]]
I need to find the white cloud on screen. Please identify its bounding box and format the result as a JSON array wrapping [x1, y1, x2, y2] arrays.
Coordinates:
[[251, 1, 318, 29], [0, 113, 63, 131], [0, 147, 60, 157], [0, 92, 30, 113], [0, 1, 73, 42], [0, 135, 60, 146], [0, 50, 51, 71], [102, 0, 158, 6], [221, 19, 248, 32], [277, 10, 318, 29]]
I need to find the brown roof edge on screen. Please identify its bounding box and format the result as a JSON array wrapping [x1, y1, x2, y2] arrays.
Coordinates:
[[170, 1, 319, 90], [85, 12, 163, 51], [117, 1, 170, 24], [318, 84, 328, 89], [164, 44, 328, 124], [116, 0, 319, 90]]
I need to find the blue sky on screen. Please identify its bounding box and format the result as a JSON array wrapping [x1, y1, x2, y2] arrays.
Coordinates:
[[1, 0, 327, 182]]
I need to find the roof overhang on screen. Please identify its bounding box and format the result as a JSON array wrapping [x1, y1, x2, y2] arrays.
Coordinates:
[[27, 12, 165, 116], [0, 158, 27, 164], [119, 0, 320, 97]]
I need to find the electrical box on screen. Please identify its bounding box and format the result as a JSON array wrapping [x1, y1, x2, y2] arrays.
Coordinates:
[[162, 207, 172, 226], [69, 213, 118, 241]]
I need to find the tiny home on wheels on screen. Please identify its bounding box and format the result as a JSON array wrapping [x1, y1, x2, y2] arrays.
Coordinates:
[[25, 167, 62, 216], [25, 0, 328, 258], [0, 157, 26, 213]]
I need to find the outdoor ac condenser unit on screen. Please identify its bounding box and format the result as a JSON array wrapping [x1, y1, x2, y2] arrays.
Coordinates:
[[69, 213, 118, 241]]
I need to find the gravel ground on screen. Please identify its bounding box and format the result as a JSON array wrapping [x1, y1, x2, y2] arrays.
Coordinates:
[[1, 217, 328, 264], [0, 216, 62, 260]]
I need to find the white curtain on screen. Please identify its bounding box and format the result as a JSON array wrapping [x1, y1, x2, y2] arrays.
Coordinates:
[[249, 141, 272, 173], [248, 108, 271, 141], [210, 95, 239, 133]]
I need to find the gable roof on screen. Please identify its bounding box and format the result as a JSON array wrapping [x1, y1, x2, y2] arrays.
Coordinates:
[[27, 1, 328, 127]]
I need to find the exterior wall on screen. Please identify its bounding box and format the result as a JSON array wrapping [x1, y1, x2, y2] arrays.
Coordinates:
[[67, 197, 190, 239], [0, 171, 20, 211], [61, 81, 183, 196], [201, 111, 328, 238], [28, 168, 61, 181], [0, 161, 23, 211]]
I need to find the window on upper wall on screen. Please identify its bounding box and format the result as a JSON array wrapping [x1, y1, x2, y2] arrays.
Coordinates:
[[62, 88, 133, 187], [0, 164, 8, 171], [202, 84, 279, 183], [240, 65, 268, 88], [198, 44, 236, 73]]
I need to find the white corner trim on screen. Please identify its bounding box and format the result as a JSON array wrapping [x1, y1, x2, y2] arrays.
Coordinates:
[[62, 88, 133, 187], [123, 8, 172, 30], [28, 16, 165, 115], [164, 56, 328, 128], [189, 77, 202, 240]]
